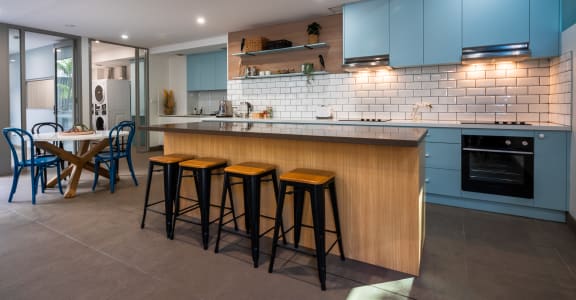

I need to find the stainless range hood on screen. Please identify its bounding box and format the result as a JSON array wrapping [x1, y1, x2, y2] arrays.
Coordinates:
[[342, 55, 390, 72], [462, 43, 530, 64]]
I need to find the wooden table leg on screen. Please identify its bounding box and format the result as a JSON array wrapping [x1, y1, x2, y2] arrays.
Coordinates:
[[35, 140, 112, 198]]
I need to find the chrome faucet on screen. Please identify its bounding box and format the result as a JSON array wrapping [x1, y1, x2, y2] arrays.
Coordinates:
[[242, 101, 253, 114], [411, 102, 432, 121]]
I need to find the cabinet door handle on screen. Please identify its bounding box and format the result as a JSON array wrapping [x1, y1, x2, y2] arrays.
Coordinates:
[[538, 133, 545, 139], [425, 153, 430, 158], [425, 178, 430, 183]]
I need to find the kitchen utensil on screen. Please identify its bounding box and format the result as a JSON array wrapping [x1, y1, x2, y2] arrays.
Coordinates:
[[318, 55, 325, 70], [216, 100, 233, 117]]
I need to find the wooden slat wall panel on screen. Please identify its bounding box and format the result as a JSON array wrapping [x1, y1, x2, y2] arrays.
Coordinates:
[[164, 132, 424, 275]]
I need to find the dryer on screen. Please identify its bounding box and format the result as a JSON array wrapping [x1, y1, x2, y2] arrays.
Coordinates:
[[91, 80, 131, 130]]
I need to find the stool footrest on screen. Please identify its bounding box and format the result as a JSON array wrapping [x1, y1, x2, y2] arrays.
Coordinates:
[[145, 199, 164, 208], [275, 239, 339, 258]]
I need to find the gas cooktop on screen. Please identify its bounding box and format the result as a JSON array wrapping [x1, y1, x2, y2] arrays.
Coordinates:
[[460, 121, 531, 126], [338, 118, 391, 122]]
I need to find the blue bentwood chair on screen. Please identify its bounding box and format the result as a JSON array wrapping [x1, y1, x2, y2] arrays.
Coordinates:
[[2, 128, 63, 204], [92, 121, 139, 193]]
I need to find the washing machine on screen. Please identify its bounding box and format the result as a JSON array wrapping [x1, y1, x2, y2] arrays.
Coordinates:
[[91, 80, 131, 130]]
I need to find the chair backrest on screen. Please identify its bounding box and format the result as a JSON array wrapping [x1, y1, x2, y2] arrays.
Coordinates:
[[2, 128, 37, 168], [31, 122, 65, 155], [31, 122, 64, 134], [108, 121, 136, 157]]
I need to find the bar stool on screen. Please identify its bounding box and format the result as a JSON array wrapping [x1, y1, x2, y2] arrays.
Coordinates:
[[268, 168, 345, 291], [140, 153, 194, 238], [171, 157, 238, 250], [214, 162, 284, 268]]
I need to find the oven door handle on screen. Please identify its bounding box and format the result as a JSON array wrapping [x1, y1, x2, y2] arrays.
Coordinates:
[[462, 147, 534, 155]]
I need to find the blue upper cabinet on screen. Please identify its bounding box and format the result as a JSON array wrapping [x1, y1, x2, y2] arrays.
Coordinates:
[[390, 0, 423, 67], [423, 0, 461, 65], [530, 0, 560, 58], [187, 50, 227, 91], [213, 50, 228, 90], [343, 0, 390, 59], [462, 0, 529, 47]]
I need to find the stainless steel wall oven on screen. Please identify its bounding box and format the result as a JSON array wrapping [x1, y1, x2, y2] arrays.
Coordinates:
[[461, 135, 534, 199]]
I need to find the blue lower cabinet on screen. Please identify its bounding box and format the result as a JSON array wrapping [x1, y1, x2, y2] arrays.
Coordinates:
[[425, 143, 460, 169], [534, 131, 568, 210], [422, 127, 568, 222], [425, 168, 461, 197]]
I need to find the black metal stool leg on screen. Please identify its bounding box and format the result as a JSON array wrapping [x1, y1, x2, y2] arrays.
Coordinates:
[[141, 162, 154, 229], [268, 181, 287, 273], [164, 163, 179, 238], [199, 168, 212, 250], [329, 181, 345, 260], [270, 172, 287, 245], [293, 187, 305, 248], [215, 173, 230, 253], [311, 185, 327, 291], [227, 176, 239, 231], [170, 166, 185, 240], [249, 176, 262, 268]]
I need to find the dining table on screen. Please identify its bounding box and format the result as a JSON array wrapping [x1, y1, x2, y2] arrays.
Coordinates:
[[33, 130, 127, 198]]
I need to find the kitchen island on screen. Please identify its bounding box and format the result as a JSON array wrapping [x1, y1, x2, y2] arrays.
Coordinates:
[[145, 121, 427, 276]]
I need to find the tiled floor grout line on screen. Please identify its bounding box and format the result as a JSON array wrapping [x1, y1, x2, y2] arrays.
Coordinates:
[[6, 206, 166, 283], [553, 247, 576, 282]]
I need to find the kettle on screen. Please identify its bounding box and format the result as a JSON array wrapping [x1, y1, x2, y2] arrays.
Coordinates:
[[216, 100, 233, 117]]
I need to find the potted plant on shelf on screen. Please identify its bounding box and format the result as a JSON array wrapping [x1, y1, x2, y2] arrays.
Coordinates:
[[306, 22, 322, 44], [302, 63, 314, 84], [163, 89, 175, 115]]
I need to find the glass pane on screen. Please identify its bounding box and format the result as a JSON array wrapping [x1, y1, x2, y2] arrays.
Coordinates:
[[8, 28, 21, 129], [24, 32, 66, 131], [135, 48, 148, 150], [55, 44, 74, 131]]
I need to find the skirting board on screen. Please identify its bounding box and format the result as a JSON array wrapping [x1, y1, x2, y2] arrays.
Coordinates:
[[568, 213, 576, 235]]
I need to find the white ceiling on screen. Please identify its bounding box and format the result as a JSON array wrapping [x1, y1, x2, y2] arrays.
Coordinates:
[[0, 0, 356, 49]]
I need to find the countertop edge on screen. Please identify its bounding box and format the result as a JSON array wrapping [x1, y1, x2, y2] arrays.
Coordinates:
[[198, 117, 570, 131], [143, 123, 426, 147]]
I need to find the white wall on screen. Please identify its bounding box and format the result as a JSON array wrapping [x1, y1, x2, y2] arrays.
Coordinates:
[[169, 55, 187, 115], [561, 24, 576, 219]]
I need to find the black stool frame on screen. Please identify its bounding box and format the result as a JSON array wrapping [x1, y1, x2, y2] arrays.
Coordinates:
[[141, 160, 180, 238], [171, 162, 239, 250], [214, 169, 285, 268], [268, 177, 345, 291]]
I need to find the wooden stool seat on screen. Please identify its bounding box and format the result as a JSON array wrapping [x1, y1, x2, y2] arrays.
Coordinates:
[[180, 157, 227, 169], [149, 154, 194, 164], [224, 162, 276, 176], [279, 168, 335, 185]]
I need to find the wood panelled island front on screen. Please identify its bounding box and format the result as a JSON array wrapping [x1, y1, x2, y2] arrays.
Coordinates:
[[145, 122, 427, 276]]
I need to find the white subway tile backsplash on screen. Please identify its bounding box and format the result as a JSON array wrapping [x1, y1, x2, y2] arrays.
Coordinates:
[[516, 95, 539, 103], [227, 56, 571, 124], [486, 104, 506, 113], [458, 80, 476, 88], [486, 87, 507, 96], [448, 88, 467, 96], [496, 78, 517, 86], [467, 88, 486, 96], [439, 81, 457, 88], [476, 96, 495, 104]]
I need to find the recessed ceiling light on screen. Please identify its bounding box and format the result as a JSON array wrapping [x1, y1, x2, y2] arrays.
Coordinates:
[[121, 34, 129, 40], [94, 40, 100, 43], [196, 17, 206, 25]]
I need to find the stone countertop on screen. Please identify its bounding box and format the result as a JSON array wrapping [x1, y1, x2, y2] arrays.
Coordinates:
[[144, 121, 427, 147], [199, 117, 570, 131]]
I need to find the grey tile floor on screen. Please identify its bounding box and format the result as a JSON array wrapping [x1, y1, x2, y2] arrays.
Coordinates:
[[0, 151, 575, 299]]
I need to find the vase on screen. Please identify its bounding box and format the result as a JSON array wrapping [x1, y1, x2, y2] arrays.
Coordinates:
[[307, 34, 319, 44]]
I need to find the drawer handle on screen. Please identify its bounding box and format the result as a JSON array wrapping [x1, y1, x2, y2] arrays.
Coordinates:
[[425, 153, 430, 158], [538, 133, 545, 139], [425, 178, 430, 183]]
